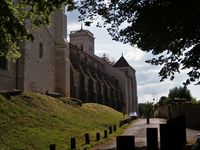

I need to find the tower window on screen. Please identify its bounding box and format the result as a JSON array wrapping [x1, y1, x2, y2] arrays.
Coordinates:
[[0, 57, 8, 70], [89, 45, 91, 51], [80, 44, 83, 51], [39, 43, 43, 59]]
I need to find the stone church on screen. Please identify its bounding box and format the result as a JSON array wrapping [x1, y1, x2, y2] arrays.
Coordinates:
[[0, 10, 137, 114]]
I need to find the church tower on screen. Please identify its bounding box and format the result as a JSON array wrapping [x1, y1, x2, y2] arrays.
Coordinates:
[[69, 26, 95, 55], [114, 55, 138, 114]]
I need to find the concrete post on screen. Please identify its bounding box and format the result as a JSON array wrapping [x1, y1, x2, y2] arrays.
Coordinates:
[[96, 133, 100, 141], [147, 117, 150, 124], [50, 144, 56, 150], [109, 126, 112, 134], [160, 124, 170, 150], [167, 116, 186, 149], [114, 125, 117, 131], [71, 138, 76, 149], [116, 136, 135, 150], [104, 130, 108, 138], [85, 133, 90, 144], [147, 128, 158, 150]]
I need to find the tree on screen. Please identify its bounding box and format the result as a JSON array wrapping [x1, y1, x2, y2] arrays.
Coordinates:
[[168, 86, 193, 102], [157, 96, 171, 106], [138, 102, 154, 118], [0, 0, 75, 60], [190, 97, 200, 104], [78, 0, 200, 85]]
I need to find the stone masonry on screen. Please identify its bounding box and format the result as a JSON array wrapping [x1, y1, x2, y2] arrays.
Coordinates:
[[0, 9, 138, 114]]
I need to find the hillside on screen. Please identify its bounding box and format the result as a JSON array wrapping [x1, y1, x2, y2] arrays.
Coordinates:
[[0, 92, 124, 150]]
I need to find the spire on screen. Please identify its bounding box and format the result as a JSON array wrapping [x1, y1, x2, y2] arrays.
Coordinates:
[[113, 55, 130, 67], [122, 52, 123, 57], [81, 24, 83, 30]]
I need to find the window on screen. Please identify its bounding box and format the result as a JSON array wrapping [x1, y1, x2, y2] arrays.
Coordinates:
[[80, 44, 83, 51], [39, 43, 43, 59], [89, 45, 91, 51], [0, 57, 8, 70]]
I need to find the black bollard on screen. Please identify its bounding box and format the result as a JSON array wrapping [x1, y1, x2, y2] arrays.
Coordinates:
[[119, 121, 122, 127], [167, 116, 186, 150], [96, 132, 100, 141], [85, 133, 90, 144], [104, 130, 108, 138], [147, 128, 158, 150], [113, 125, 117, 131], [116, 136, 135, 150], [71, 138, 76, 149], [109, 126, 112, 134], [121, 120, 124, 126], [50, 144, 56, 150], [160, 124, 170, 150], [147, 117, 150, 124]]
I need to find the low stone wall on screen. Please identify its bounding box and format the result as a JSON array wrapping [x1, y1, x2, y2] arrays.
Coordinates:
[[185, 104, 200, 130], [157, 103, 200, 130], [156, 105, 169, 118]]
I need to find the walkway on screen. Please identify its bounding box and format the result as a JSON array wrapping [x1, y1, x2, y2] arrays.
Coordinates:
[[91, 118, 199, 150]]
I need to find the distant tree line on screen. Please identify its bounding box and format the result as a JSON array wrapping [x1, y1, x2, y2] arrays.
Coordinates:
[[138, 102, 154, 118], [157, 86, 199, 106], [138, 86, 199, 118]]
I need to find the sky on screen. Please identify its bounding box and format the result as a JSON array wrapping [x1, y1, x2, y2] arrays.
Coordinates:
[[66, 10, 200, 103]]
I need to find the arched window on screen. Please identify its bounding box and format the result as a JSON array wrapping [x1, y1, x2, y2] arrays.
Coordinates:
[[80, 44, 83, 51], [39, 43, 43, 59]]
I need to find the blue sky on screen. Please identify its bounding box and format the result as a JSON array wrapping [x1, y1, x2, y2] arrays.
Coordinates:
[[67, 11, 200, 103]]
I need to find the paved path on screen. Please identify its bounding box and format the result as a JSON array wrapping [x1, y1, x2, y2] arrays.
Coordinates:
[[91, 118, 166, 150], [91, 118, 200, 150]]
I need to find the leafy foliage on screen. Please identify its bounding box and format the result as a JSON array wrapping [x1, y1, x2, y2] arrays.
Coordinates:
[[168, 86, 193, 102], [156, 86, 197, 106], [138, 102, 154, 118], [190, 97, 200, 104], [157, 96, 171, 106], [0, 0, 75, 60], [78, 0, 200, 85]]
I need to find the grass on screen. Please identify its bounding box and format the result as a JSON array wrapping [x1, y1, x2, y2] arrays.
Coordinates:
[[0, 92, 126, 150]]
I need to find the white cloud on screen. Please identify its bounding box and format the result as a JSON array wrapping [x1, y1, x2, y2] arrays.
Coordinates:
[[67, 23, 81, 32], [125, 47, 145, 61]]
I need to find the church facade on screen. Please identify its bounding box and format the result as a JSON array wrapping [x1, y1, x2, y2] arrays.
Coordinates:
[[0, 10, 137, 114]]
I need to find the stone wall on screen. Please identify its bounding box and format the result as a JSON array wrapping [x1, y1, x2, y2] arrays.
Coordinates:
[[157, 104, 200, 130], [156, 105, 169, 118], [69, 41, 138, 114], [70, 44, 124, 111], [184, 104, 200, 130], [0, 62, 16, 90], [0, 24, 57, 93], [0, 9, 69, 97], [23, 26, 56, 93]]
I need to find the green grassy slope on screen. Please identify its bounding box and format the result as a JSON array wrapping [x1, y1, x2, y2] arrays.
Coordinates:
[[0, 92, 123, 150]]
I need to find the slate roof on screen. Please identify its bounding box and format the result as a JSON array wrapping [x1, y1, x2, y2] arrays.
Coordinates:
[[113, 56, 130, 67]]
